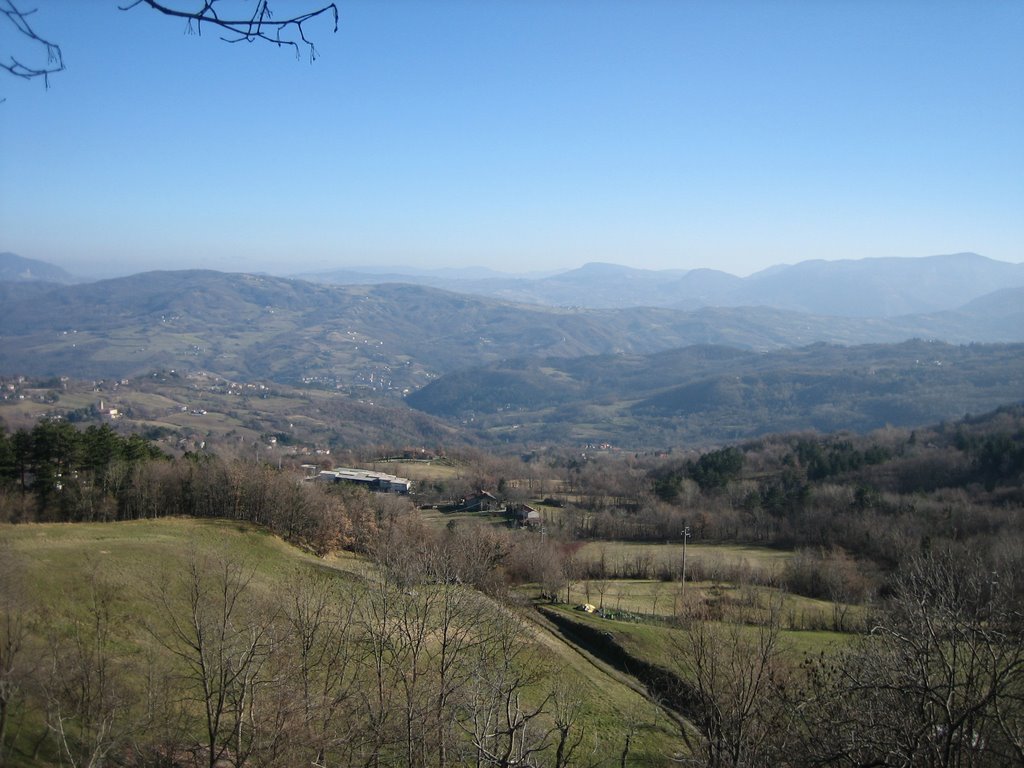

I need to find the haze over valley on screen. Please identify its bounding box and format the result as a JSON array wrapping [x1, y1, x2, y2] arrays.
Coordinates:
[[1, 250, 1022, 450]]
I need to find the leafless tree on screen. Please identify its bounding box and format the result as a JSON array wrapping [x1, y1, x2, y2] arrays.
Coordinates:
[[549, 681, 589, 768], [131, 647, 192, 768], [593, 578, 610, 612], [671, 598, 789, 767], [279, 567, 363, 767], [617, 703, 645, 768], [442, 523, 511, 597], [460, 610, 553, 768], [394, 575, 435, 768], [40, 568, 136, 768], [150, 550, 278, 768], [0, 541, 32, 761], [550, 543, 580, 603], [357, 576, 408, 767], [3, 0, 337, 93], [122, 0, 338, 61], [426, 549, 499, 768], [363, 541, 507, 767], [371, 510, 435, 588], [790, 551, 1024, 767], [650, 579, 666, 618]]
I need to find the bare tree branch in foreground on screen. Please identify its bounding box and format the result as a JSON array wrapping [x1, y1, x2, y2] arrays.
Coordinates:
[[121, 0, 339, 62], [0, 0, 64, 86], [2, 0, 338, 95]]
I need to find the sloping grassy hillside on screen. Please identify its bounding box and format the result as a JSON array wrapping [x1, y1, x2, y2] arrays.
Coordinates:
[[1, 519, 682, 767]]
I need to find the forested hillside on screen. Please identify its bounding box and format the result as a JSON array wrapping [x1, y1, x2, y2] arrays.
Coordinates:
[[408, 340, 1024, 447]]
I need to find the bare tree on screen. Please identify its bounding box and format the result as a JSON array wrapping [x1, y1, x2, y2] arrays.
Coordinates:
[[40, 568, 136, 768], [618, 703, 644, 768], [357, 576, 408, 767], [790, 551, 1024, 767], [562, 543, 583, 605], [3, 0, 337, 93], [593, 578, 610, 612], [279, 567, 362, 767], [650, 579, 665, 618], [443, 523, 511, 596], [460, 611, 553, 768], [549, 681, 588, 768], [426, 549, 498, 768], [395, 576, 435, 768], [122, 0, 338, 61], [671, 599, 788, 768], [0, 541, 32, 762], [150, 550, 278, 768]]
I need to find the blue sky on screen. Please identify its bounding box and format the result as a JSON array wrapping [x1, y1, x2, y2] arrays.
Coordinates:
[[1, 0, 1022, 278]]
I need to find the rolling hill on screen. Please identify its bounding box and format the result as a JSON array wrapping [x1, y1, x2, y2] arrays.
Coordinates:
[[2, 268, 1023, 450], [1, 518, 679, 767], [406, 340, 1024, 447], [2, 268, 1023, 392]]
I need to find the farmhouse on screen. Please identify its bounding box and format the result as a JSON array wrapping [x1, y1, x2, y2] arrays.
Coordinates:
[[457, 490, 500, 512], [315, 467, 412, 494], [508, 503, 541, 527]]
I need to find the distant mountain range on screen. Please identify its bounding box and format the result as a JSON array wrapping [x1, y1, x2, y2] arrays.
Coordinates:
[[1, 267, 1023, 389], [2, 254, 1022, 447], [298, 252, 1024, 317], [0, 252, 79, 284], [6, 250, 1023, 317]]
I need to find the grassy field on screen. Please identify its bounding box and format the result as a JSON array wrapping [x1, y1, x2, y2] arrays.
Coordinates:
[[543, 602, 852, 677], [419, 507, 512, 529], [3, 517, 335, 593], [1, 519, 683, 766], [372, 459, 463, 481], [575, 540, 792, 581], [563, 577, 861, 632]]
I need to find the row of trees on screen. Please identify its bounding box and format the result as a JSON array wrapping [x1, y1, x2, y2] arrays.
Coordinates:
[[0, 421, 163, 513], [0, 420, 385, 556], [5, 410, 1023, 614], [6, 404, 1021, 555]]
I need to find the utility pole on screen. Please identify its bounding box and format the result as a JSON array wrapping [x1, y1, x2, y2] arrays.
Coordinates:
[[681, 526, 691, 586]]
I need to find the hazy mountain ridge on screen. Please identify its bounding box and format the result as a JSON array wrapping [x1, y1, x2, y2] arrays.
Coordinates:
[[1, 269, 1022, 391], [0, 252, 79, 284], [734, 253, 1024, 317], [7, 251, 1022, 317], [297, 252, 1024, 316]]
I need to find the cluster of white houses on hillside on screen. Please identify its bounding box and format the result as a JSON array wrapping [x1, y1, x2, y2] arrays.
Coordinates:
[[310, 467, 412, 494]]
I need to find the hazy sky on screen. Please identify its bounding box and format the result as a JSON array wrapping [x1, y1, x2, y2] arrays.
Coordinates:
[[1, 1, 1022, 278]]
